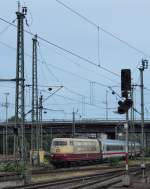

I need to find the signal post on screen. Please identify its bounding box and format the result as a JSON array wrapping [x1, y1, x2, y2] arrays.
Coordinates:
[[118, 69, 132, 186]]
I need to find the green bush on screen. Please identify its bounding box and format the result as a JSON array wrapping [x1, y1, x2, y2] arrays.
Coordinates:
[[0, 163, 6, 172], [108, 157, 120, 166], [145, 148, 150, 157], [0, 161, 27, 175], [0, 162, 16, 172]]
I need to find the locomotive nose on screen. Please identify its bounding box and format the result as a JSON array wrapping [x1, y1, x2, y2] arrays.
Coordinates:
[[56, 148, 60, 153]]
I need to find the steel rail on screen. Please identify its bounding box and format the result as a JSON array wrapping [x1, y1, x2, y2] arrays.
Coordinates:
[[7, 169, 124, 189]]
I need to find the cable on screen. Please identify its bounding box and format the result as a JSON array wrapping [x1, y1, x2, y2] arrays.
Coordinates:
[[55, 0, 98, 28], [43, 87, 63, 103], [0, 18, 16, 35], [55, 0, 150, 58], [41, 58, 110, 104], [38, 87, 105, 109], [0, 38, 114, 102], [0, 16, 119, 77], [39, 42, 117, 83], [63, 86, 104, 105], [38, 81, 105, 109], [44, 61, 108, 87], [38, 45, 62, 84], [0, 37, 118, 85], [144, 87, 150, 93], [38, 44, 111, 94], [55, 93, 105, 109], [41, 61, 105, 105], [38, 43, 107, 107]]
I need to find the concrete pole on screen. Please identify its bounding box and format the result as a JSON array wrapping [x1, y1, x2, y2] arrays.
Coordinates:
[[130, 87, 135, 157], [72, 109, 75, 137], [125, 111, 129, 172], [122, 111, 130, 187], [5, 92, 9, 158], [50, 127, 53, 142], [31, 35, 38, 152], [3, 128, 5, 156], [138, 59, 148, 180], [106, 90, 108, 120], [115, 126, 118, 139], [39, 95, 43, 150], [139, 67, 145, 178]]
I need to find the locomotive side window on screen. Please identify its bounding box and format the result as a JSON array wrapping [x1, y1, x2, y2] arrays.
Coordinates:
[[74, 141, 97, 152], [53, 141, 67, 146], [106, 145, 124, 151]]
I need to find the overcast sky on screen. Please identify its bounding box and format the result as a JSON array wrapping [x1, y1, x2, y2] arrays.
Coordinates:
[[0, 0, 150, 121]]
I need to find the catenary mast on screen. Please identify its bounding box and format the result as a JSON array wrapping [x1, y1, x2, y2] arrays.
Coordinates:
[[15, 3, 27, 164]]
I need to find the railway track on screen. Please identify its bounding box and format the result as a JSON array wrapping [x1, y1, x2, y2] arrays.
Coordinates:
[[7, 169, 124, 189], [2, 164, 150, 189], [0, 172, 20, 182], [7, 164, 150, 189], [31, 163, 117, 175], [31, 161, 144, 175], [0, 163, 127, 184]]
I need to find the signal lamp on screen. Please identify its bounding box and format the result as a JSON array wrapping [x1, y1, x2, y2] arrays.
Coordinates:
[[117, 99, 133, 114]]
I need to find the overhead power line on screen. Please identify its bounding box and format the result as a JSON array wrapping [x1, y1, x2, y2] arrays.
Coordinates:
[[55, 0, 98, 28], [43, 60, 108, 87], [0, 16, 119, 77], [0, 39, 113, 90], [55, 0, 150, 59], [55, 93, 105, 109], [37, 35, 119, 76], [38, 42, 118, 83], [0, 18, 16, 35]]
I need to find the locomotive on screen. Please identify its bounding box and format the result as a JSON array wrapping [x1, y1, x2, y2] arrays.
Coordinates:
[[50, 138, 140, 167]]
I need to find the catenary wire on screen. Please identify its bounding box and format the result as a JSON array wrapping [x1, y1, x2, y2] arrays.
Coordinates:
[[55, 0, 150, 59], [0, 16, 119, 77], [0, 39, 114, 92], [39, 56, 105, 105], [38, 41, 118, 83]]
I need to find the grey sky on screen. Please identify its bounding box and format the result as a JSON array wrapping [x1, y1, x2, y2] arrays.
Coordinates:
[[0, 0, 150, 121]]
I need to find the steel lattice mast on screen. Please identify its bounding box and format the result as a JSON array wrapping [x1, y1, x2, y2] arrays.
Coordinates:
[[15, 4, 27, 163], [31, 35, 39, 151]]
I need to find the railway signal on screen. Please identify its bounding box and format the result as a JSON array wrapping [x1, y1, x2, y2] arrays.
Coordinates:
[[118, 99, 133, 114], [121, 69, 131, 98], [119, 69, 132, 186]]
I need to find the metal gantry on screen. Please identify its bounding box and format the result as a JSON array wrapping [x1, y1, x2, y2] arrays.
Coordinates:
[[15, 4, 27, 165]]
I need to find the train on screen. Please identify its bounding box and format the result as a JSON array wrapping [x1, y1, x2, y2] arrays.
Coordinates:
[[50, 138, 140, 167]]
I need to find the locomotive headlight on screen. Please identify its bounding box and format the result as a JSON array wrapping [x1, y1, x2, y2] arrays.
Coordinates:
[[56, 148, 60, 152]]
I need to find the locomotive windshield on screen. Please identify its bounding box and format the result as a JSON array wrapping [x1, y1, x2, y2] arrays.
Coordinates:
[[53, 141, 67, 146]]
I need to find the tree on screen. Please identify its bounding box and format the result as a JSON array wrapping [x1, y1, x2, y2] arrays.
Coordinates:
[[8, 116, 21, 123]]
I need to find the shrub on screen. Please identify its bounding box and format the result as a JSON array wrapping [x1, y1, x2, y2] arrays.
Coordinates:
[[108, 157, 120, 166], [0, 161, 27, 175]]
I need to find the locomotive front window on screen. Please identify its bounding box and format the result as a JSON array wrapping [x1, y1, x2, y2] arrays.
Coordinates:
[[53, 141, 67, 146]]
